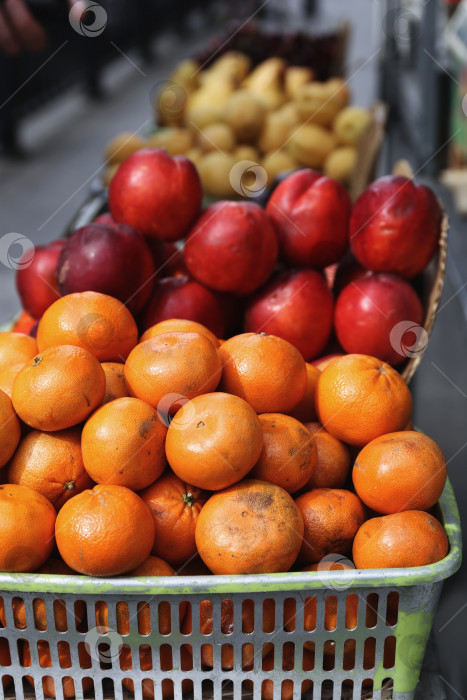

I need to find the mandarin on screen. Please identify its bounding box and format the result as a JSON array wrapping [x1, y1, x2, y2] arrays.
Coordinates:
[[0, 389, 20, 468], [218, 332, 307, 413], [81, 397, 167, 490], [249, 413, 317, 493], [195, 479, 304, 574], [12, 345, 105, 431], [288, 363, 320, 423], [296, 488, 365, 565], [353, 510, 448, 569], [353, 431, 447, 514], [140, 318, 220, 348], [7, 427, 92, 509], [140, 471, 209, 566], [100, 362, 128, 404], [315, 354, 412, 445], [303, 422, 351, 489], [0, 332, 37, 370], [0, 363, 25, 398], [37, 291, 138, 361], [165, 392, 263, 491], [0, 484, 55, 572], [55, 484, 155, 576], [124, 332, 222, 413]]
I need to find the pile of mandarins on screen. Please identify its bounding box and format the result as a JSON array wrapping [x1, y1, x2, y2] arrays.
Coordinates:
[[0, 289, 449, 583]]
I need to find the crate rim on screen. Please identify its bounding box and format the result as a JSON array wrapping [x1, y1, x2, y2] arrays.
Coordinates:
[[0, 478, 460, 597]]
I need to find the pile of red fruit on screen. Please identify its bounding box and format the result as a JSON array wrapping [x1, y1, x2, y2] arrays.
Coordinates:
[[15, 148, 443, 366]]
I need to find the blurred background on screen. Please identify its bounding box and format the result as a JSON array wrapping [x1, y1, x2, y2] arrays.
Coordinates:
[[0, 0, 466, 697]]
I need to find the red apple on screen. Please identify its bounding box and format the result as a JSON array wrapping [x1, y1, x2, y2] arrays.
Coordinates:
[[16, 239, 64, 318], [244, 269, 334, 361], [184, 201, 278, 296], [265, 169, 351, 269], [108, 148, 202, 241], [57, 223, 155, 314], [350, 176, 442, 278], [333, 254, 372, 296], [334, 272, 424, 365], [160, 242, 188, 278], [142, 275, 225, 338]]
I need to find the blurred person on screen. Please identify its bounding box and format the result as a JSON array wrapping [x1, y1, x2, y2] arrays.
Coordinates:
[[0, 0, 87, 55]]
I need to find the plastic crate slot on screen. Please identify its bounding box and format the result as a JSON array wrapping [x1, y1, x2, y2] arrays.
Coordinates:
[[365, 593, 379, 628], [75, 600, 87, 633], [386, 592, 399, 627], [325, 595, 338, 631], [160, 644, 171, 672], [222, 679, 234, 698], [301, 642, 315, 671], [200, 601, 213, 636], [158, 601, 171, 635], [301, 679, 313, 697], [180, 644, 193, 671], [0, 639, 11, 671], [53, 600, 68, 633], [260, 598, 273, 633], [382, 677, 394, 698], [12, 597, 26, 630], [282, 641, 295, 671], [137, 601, 150, 636], [202, 678, 213, 697], [179, 601, 188, 631], [104, 677, 114, 700], [77, 641, 92, 670], [361, 678, 373, 696], [119, 643, 132, 671], [16, 638, 25, 668], [219, 643, 233, 671], [321, 680, 333, 699], [383, 635, 396, 669], [342, 639, 356, 671], [345, 593, 359, 631], [21, 677, 31, 698], [83, 677, 94, 698], [57, 641, 71, 669], [341, 679, 353, 696], [116, 601, 130, 636], [303, 596, 317, 632], [241, 679, 251, 698], [363, 637, 376, 670], [241, 642, 254, 671], [283, 598, 295, 632], [323, 640, 335, 671], [242, 599, 254, 634], [181, 601, 192, 636], [261, 678, 274, 700], [200, 644, 213, 670]]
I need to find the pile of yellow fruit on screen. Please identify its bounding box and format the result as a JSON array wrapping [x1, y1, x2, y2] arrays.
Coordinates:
[[103, 51, 371, 197]]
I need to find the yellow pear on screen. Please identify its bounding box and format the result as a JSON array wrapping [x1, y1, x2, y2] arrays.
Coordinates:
[[287, 124, 337, 168], [324, 146, 357, 183]]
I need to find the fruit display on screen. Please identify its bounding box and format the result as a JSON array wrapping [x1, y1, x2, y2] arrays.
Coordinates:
[[0, 140, 453, 698], [12, 151, 446, 385], [0, 305, 450, 580], [103, 49, 376, 196]]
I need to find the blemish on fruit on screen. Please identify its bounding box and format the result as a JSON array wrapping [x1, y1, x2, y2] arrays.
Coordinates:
[[139, 420, 152, 438], [197, 421, 205, 429], [32, 355, 42, 366]]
